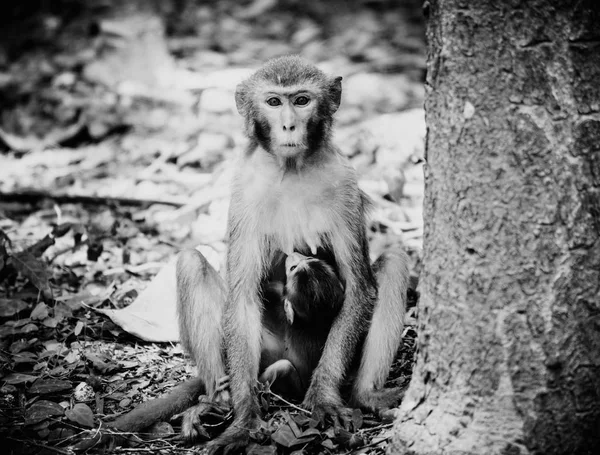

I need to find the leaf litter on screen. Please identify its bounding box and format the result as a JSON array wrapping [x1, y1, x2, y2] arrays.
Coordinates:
[[0, 0, 425, 453]]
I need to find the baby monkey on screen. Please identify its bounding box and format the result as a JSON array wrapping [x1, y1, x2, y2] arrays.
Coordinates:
[[214, 251, 344, 404], [260, 251, 345, 398]]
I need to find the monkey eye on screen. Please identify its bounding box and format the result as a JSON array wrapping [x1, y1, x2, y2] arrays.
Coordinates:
[[266, 97, 282, 107], [294, 96, 310, 106], [289, 265, 297, 272]]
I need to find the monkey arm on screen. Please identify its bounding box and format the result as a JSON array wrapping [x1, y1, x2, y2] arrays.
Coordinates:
[[303, 219, 376, 418]]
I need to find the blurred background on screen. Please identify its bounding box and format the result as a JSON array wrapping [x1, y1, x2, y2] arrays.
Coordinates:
[[0, 1, 426, 450], [0, 0, 426, 262]]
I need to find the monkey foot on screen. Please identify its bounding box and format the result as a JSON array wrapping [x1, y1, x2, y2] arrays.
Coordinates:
[[351, 386, 404, 411], [206, 428, 249, 455], [205, 417, 265, 455], [180, 396, 230, 443], [313, 403, 354, 430], [303, 389, 352, 430]]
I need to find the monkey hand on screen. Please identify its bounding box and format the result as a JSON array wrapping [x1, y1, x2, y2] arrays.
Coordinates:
[[212, 375, 231, 405], [206, 416, 266, 455], [181, 395, 231, 443], [351, 386, 404, 412], [181, 400, 213, 442], [303, 383, 352, 430]]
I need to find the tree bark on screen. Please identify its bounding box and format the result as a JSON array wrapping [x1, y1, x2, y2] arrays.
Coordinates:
[[389, 1, 600, 454]]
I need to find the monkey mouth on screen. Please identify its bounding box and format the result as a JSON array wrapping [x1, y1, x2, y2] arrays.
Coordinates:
[[278, 143, 307, 158]]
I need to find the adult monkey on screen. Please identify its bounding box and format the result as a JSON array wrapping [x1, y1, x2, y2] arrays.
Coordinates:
[[175, 55, 410, 452]]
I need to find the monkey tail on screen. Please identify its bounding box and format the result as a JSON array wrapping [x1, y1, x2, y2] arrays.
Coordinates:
[[111, 377, 205, 433]]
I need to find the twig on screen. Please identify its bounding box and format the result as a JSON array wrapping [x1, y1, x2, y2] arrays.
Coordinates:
[[361, 422, 393, 433], [267, 391, 310, 415], [114, 446, 197, 453], [7, 437, 72, 455], [344, 435, 391, 454], [0, 190, 188, 208]]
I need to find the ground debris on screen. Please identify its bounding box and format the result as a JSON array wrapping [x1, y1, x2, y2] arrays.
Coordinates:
[[0, 1, 423, 453]]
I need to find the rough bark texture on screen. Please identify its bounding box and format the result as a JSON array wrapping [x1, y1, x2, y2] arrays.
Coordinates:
[[389, 1, 600, 454]]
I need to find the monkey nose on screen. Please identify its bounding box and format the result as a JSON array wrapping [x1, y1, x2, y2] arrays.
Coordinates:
[[286, 252, 307, 272], [283, 124, 295, 132]]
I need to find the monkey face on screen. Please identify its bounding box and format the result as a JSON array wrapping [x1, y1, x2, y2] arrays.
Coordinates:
[[285, 252, 310, 274], [257, 87, 319, 159], [284, 253, 315, 324], [235, 57, 343, 168]]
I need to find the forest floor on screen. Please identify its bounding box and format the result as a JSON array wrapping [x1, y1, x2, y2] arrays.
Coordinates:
[[0, 1, 425, 453]]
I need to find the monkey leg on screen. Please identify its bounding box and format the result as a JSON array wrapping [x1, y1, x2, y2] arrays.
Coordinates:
[[176, 249, 228, 441], [177, 248, 227, 396], [351, 246, 410, 410]]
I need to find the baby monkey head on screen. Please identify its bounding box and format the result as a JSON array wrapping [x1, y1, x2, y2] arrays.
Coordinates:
[[235, 56, 342, 167], [283, 252, 344, 327]]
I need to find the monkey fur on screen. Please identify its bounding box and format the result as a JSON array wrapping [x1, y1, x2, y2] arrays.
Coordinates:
[[113, 56, 410, 453], [215, 55, 409, 452]]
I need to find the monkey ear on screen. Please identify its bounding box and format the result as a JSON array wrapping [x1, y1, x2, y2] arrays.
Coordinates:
[[234, 83, 246, 115], [330, 76, 343, 113]]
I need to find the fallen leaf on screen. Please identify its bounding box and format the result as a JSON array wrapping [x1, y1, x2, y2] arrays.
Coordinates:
[[29, 379, 72, 394], [271, 425, 301, 448], [0, 298, 28, 317], [351, 408, 363, 430], [3, 373, 38, 384], [9, 339, 29, 353], [43, 340, 63, 351], [74, 321, 84, 336], [31, 302, 50, 320], [24, 400, 65, 425], [348, 433, 365, 449], [247, 443, 277, 455], [321, 439, 336, 450], [64, 350, 80, 364], [299, 428, 321, 439], [85, 353, 117, 374], [11, 252, 52, 296], [71, 429, 102, 451], [42, 317, 60, 328], [13, 351, 38, 364], [286, 412, 302, 437], [19, 323, 39, 333], [65, 403, 95, 428]]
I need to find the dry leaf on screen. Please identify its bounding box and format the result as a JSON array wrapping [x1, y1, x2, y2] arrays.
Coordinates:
[[65, 403, 95, 428], [11, 251, 52, 296], [3, 373, 38, 384], [31, 302, 50, 320], [29, 379, 72, 394], [24, 400, 65, 425], [0, 298, 28, 317]]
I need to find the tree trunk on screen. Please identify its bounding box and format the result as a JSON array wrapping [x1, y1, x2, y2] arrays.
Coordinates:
[[389, 1, 600, 454]]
